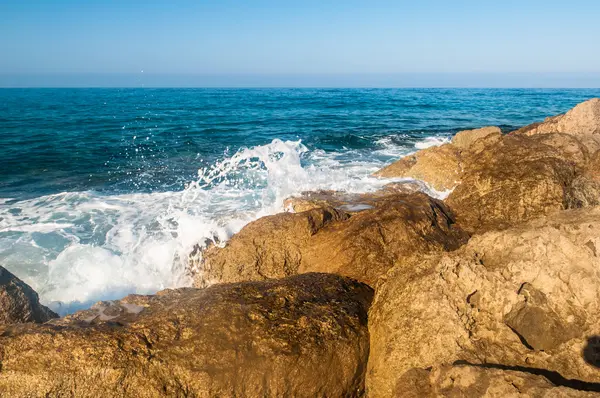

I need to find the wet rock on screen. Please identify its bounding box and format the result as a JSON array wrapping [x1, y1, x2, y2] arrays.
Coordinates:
[[0, 266, 58, 325], [0, 273, 373, 398], [194, 192, 468, 287], [393, 365, 600, 397], [367, 207, 600, 397], [283, 181, 433, 213]]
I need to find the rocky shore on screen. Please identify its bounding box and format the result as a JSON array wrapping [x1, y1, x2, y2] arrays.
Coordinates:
[[2, 98, 600, 397]]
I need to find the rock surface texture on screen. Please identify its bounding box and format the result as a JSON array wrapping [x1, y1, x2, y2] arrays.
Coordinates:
[[367, 207, 600, 397], [0, 266, 57, 325], [393, 365, 600, 397], [0, 273, 373, 398], [193, 192, 468, 287]]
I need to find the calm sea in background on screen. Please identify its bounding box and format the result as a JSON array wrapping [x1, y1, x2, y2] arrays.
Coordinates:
[[1, 88, 599, 314]]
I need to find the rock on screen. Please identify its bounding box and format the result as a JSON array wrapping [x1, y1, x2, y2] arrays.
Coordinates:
[[446, 134, 585, 233], [192, 206, 349, 286], [394, 365, 600, 397], [513, 98, 600, 153], [373, 143, 462, 191], [194, 192, 468, 287], [586, 151, 600, 182], [0, 273, 373, 398], [283, 181, 433, 213], [367, 207, 600, 397], [452, 126, 502, 150], [0, 266, 58, 325], [372, 127, 503, 192]]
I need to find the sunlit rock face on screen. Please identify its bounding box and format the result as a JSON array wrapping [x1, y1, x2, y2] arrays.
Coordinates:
[[0, 273, 373, 398], [193, 192, 468, 287], [367, 207, 600, 397]]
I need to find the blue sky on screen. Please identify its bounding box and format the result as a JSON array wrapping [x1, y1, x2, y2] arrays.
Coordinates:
[[1, 0, 599, 87]]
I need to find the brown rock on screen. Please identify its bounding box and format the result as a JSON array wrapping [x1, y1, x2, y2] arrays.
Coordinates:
[[372, 127, 503, 192], [452, 126, 502, 150], [394, 365, 600, 397], [446, 134, 584, 233], [586, 151, 600, 182], [283, 181, 431, 213], [373, 143, 462, 191], [0, 266, 57, 325], [192, 206, 349, 286], [367, 207, 600, 397], [0, 273, 373, 398], [513, 98, 600, 153], [194, 192, 468, 287]]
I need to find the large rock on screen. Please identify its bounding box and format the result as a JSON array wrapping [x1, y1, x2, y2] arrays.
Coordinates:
[[367, 207, 600, 398], [394, 365, 600, 397], [193, 192, 468, 287], [0, 265, 57, 325], [445, 134, 584, 233], [512, 98, 600, 152], [0, 273, 373, 397], [373, 127, 503, 192]]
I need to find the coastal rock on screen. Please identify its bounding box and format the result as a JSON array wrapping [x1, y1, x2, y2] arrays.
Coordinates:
[[194, 192, 468, 287], [452, 126, 502, 150], [0, 266, 58, 325], [372, 127, 503, 192], [373, 143, 462, 191], [193, 206, 349, 286], [445, 134, 587, 232], [586, 150, 600, 182], [512, 98, 600, 153], [0, 273, 373, 397], [367, 207, 600, 398], [393, 365, 600, 397]]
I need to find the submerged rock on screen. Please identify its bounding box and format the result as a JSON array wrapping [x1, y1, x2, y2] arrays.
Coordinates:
[[367, 207, 600, 397], [0, 273, 373, 398], [0, 266, 57, 325], [193, 192, 468, 287]]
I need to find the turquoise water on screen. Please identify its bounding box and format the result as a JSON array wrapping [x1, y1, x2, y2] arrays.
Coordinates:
[[1, 88, 599, 313]]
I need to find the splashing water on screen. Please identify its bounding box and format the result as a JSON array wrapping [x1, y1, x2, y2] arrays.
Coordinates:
[[1, 137, 440, 315]]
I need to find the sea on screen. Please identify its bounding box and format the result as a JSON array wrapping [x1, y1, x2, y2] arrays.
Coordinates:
[[1, 88, 599, 314]]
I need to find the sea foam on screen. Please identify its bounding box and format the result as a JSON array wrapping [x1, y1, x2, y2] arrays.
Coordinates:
[[0, 136, 447, 315]]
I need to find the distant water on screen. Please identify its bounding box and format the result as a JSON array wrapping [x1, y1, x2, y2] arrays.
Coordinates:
[[1, 88, 599, 314]]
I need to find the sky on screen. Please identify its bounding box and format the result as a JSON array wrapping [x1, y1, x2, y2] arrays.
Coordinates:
[[1, 0, 599, 87]]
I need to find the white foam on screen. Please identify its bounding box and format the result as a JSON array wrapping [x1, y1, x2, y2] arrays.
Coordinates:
[[414, 136, 450, 149], [0, 136, 445, 315]]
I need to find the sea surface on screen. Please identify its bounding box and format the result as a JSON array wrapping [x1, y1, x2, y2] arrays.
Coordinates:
[[1, 88, 599, 314]]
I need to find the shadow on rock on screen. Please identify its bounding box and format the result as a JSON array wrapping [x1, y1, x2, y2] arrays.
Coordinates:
[[583, 336, 600, 368]]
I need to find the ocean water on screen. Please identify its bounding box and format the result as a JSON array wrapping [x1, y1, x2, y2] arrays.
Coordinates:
[[1, 88, 599, 314]]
